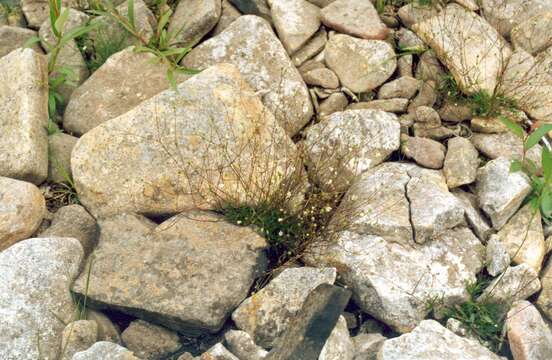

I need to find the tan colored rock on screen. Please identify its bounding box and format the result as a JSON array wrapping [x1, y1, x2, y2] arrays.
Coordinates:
[[401, 135, 446, 169], [72, 341, 140, 360], [270, 0, 320, 54], [480, 0, 552, 37], [168, 0, 221, 48], [60, 320, 98, 360], [348, 99, 409, 113], [121, 320, 181, 360], [48, 133, 78, 183], [478, 264, 541, 304], [212, 0, 241, 36], [318, 92, 348, 117], [378, 76, 420, 100], [21, 0, 83, 28], [0, 25, 42, 58], [85, 310, 122, 344], [302, 67, 340, 89], [537, 259, 552, 320], [511, 12, 552, 55], [452, 189, 493, 242], [291, 27, 327, 67], [320, 0, 388, 40], [0, 177, 45, 251], [443, 137, 479, 188], [507, 300, 552, 360]]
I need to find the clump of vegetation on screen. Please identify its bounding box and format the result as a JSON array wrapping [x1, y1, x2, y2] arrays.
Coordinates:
[[76, 28, 128, 73]]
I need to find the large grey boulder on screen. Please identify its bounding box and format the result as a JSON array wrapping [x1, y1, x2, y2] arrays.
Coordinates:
[[71, 63, 299, 217], [182, 15, 313, 136], [0, 237, 83, 360], [168, 0, 221, 48], [0, 48, 48, 184], [72, 211, 268, 334]]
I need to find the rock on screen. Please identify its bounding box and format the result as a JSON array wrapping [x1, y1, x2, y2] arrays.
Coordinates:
[[121, 320, 181, 360], [445, 318, 478, 341], [303, 109, 401, 192], [0, 237, 83, 360], [212, 0, 241, 36], [0, 177, 45, 251], [0, 48, 48, 184], [408, 80, 437, 112], [168, 0, 221, 48], [182, 16, 313, 136], [398, 54, 413, 77], [265, 284, 352, 360], [224, 330, 268, 360], [178, 353, 195, 360], [270, 0, 320, 54], [480, 0, 552, 37], [229, 0, 270, 21], [486, 235, 510, 276], [470, 117, 510, 134], [302, 68, 340, 89], [320, 0, 388, 40], [0, 25, 42, 58], [412, 3, 511, 95], [348, 99, 409, 113], [0, 3, 26, 27], [443, 137, 479, 188], [478, 264, 541, 304], [476, 157, 532, 229], [401, 135, 446, 169], [495, 203, 545, 272], [377, 77, 420, 100], [414, 106, 441, 127], [64, 47, 189, 135], [48, 133, 78, 183], [537, 260, 552, 320], [452, 189, 493, 242], [200, 343, 239, 360], [506, 300, 552, 360], [415, 52, 444, 83], [352, 333, 385, 360], [438, 101, 472, 123], [318, 92, 348, 117], [72, 341, 140, 360], [397, 3, 441, 28], [412, 124, 455, 140], [39, 204, 97, 257], [71, 63, 299, 217], [319, 316, 354, 360], [73, 212, 267, 334], [60, 320, 98, 360], [325, 34, 396, 93], [470, 132, 525, 160], [85, 310, 122, 344], [232, 267, 336, 348], [377, 320, 503, 360], [397, 27, 425, 51], [511, 12, 552, 55], [21, 0, 80, 28], [291, 27, 327, 67]]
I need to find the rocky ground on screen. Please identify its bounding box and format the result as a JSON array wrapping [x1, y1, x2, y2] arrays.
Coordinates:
[[2, 0, 552, 359]]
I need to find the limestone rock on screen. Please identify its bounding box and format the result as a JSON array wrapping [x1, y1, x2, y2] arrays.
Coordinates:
[[270, 0, 320, 54], [318, 92, 348, 117], [486, 235, 510, 276], [304, 109, 401, 192], [73, 212, 267, 334], [48, 133, 78, 183], [377, 76, 420, 100], [401, 135, 446, 169], [377, 320, 503, 360], [224, 330, 268, 360], [397, 3, 441, 28], [470, 132, 527, 160], [121, 320, 181, 360], [85, 310, 122, 344], [200, 343, 239, 360], [438, 101, 472, 123], [537, 260, 552, 320], [0, 25, 42, 58], [511, 12, 552, 55], [415, 52, 444, 83], [302, 68, 339, 89], [348, 99, 409, 113], [452, 189, 493, 242], [72, 341, 140, 360], [320, 0, 388, 40], [71, 63, 299, 217], [291, 27, 327, 66], [478, 264, 541, 304], [319, 316, 354, 360], [480, 0, 552, 37], [0, 48, 48, 184], [414, 106, 441, 127], [476, 157, 531, 229], [443, 137, 479, 188], [0, 177, 45, 251], [212, 0, 242, 36], [507, 300, 552, 360], [408, 80, 437, 112], [60, 320, 98, 360], [0, 237, 83, 360], [325, 33, 396, 93], [21, 0, 82, 28], [397, 28, 425, 51], [168, 0, 221, 48], [182, 16, 313, 136], [352, 333, 385, 360]]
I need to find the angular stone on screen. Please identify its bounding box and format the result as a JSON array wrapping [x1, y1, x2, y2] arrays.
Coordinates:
[[471, 132, 524, 160], [200, 343, 239, 360], [511, 12, 552, 55], [302, 68, 339, 89], [348, 99, 409, 113], [412, 3, 511, 95], [182, 16, 313, 136], [121, 320, 181, 360], [229, 0, 270, 21], [401, 135, 446, 169], [507, 300, 552, 360], [71, 64, 299, 217], [478, 264, 541, 304], [64, 47, 189, 135], [352, 333, 385, 360], [270, 0, 320, 54], [232, 267, 336, 348], [377, 320, 503, 360], [61, 320, 98, 360], [73, 212, 267, 334], [0, 48, 48, 184], [438, 101, 472, 123], [414, 106, 441, 127], [452, 189, 493, 242], [378, 76, 420, 100], [0, 25, 42, 58], [86, 310, 122, 344], [318, 92, 348, 117], [443, 136, 479, 188], [486, 235, 510, 276], [48, 133, 78, 183], [476, 157, 532, 229], [319, 316, 354, 360], [72, 341, 140, 360], [304, 109, 401, 192], [224, 330, 268, 360], [0, 237, 83, 360], [480, 0, 552, 37], [212, 0, 242, 36], [537, 260, 552, 320], [168, 0, 221, 48], [0, 177, 45, 251], [320, 0, 388, 40], [397, 3, 441, 28], [291, 27, 327, 67], [325, 34, 396, 93]]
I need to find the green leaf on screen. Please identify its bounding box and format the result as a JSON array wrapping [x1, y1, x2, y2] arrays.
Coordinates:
[[499, 116, 524, 140], [59, 22, 99, 48], [48, 92, 57, 117], [526, 124, 552, 150], [543, 147, 552, 181], [49, 0, 60, 38], [23, 36, 42, 48], [166, 68, 176, 90], [127, 0, 135, 30], [541, 189, 552, 218], [510, 159, 523, 173], [157, 8, 171, 36], [54, 8, 70, 35]]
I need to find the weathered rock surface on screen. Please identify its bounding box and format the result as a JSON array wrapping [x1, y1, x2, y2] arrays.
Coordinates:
[[537, 260, 552, 320], [478, 264, 541, 304], [60, 320, 98, 360], [232, 267, 336, 348], [270, 0, 320, 54], [319, 315, 354, 360], [71, 63, 299, 217], [302, 68, 340, 89], [224, 330, 268, 360], [72, 341, 140, 360], [291, 27, 327, 66], [168, 0, 221, 48], [377, 320, 503, 360], [443, 137, 479, 188], [452, 189, 493, 242], [0, 25, 42, 58], [0, 177, 45, 251], [73, 212, 267, 334], [121, 320, 181, 360], [398, 3, 441, 29], [21, 0, 81, 28], [48, 132, 78, 183], [304, 109, 400, 192], [325, 33, 396, 93], [0, 48, 48, 184], [320, 0, 388, 40], [486, 235, 510, 276], [212, 0, 241, 36], [352, 333, 385, 360], [511, 12, 552, 55], [348, 99, 409, 113], [506, 300, 552, 360], [182, 16, 313, 136], [480, 0, 552, 37], [86, 310, 122, 344], [0, 237, 83, 360], [200, 343, 239, 360], [318, 92, 348, 117], [377, 76, 420, 100], [401, 135, 446, 169]]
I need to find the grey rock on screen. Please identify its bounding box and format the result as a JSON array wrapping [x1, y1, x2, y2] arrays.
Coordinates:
[[73, 212, 268, 334], [348, 99, 409, 113], [168, 0, 221, 48], [0, 25, 42, 58], [377, 76, 420, 100], [414, 106, 441, 127], [408, 80, 437, 112], [85, 310, 122, 344], [412, 125, 456, 140], [48, 133, 78, 183], [486, 235, 510, 276], [0, 48, 48, 184], [121, 320, 181, 360], [401, 135, 446, 169], [470, 132, 525, 160], [60, 320, 98, 360], [478, 264, 541, 304], [480, 0, 552, 37], [507, 300, 552, 360], [325, 33, 396, 93], [224, 330, 268, 360], [0, 237, 83, 360], [182, 16, 313, 136], [270, 0, 320, 54], [537, 260, 552, 321], [452, 189, 493, 242], [72, 341, 139, 360], [212, 0, 241, 36], [320, 0, 389, 40], [438, 101, 472, 123], [397, 27, 425, 51], [511, 12, 552, 55], [318, 92, 348, 117], [319, 316, 354, 360], [415, 52, 444, 83], [352, 333, 385, 360], [443, 136, 479, 188], [291, 28, 327, 67], [397, 54, 413, 77], [302, 68, 340, 89], [200, 343, 239, 360], [229, 0, 270, 21]]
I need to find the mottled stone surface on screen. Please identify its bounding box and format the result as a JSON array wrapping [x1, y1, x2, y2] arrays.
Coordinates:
[[48, 133, 78, 183], [507, 300, 552, 360], [302, 68, 339, 89], [304, 109, 400, 192], [73, 212, 267, 334], [232, 267, 336, 348], [71, 64, 299, 217], [480, 0, 552, 37], [212, 0, 241, 36], [72, 341, 140, 360], [86, 310, 122, 344], [398, 3, 441, 28], [182, 16, 313, 136], [21, 0, 81, 28], [121, 320, 181, 360], [325, 34, 396, 93], [353, 333, 385, 360], [168, 0, 221, 48], [401, 136, 446, 169], [478, 264, 541, 304], [0, 237, 83, 360], [537, 260, 552, 320], [318, 92, 348, 117], [320, 0, 388, 40], [60, 320, 98, 360], [443, 137, 479, 188], [0, 25, 42, 58], [377, 76, 420, 100], [452, 189, 493, 242], [319, 316, 354, 360], [511, 12, 552, 55], [224, 330, 268, 360], [0, 48, 48, 184], [200, 343, 239, 360], [270, 0, 320, 54], [0, 177, 45, 251], [291, 27, 327, 66], [348, 99, 409, 113], [486, 235, 510, 276]]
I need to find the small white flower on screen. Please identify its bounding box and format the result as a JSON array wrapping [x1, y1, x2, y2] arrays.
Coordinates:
[[278, 218, 283, 222], [278, 231, 284, 236], [236, 220, 242, 225]]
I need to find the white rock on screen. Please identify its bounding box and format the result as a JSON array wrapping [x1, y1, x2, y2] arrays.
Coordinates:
[[506, 300, 552, 360], [486, 235, 510, 276], [72, 341, 139, 360], [270, 0, 320, 54], [319, 316, 354, 360]]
